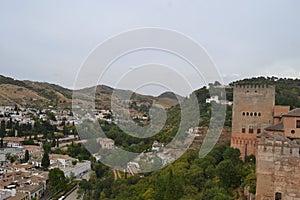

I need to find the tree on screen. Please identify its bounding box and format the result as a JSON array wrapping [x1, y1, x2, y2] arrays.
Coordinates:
[[243, 169, 256, 194], [48, 168, 67, 192], [46, 111, 56, 121], [79, 179, 92, 193], [8, 128, 15, 137], [154, 174, 166, 200], [51, 138, 56, 147], [72, 160, 77, 166], [7, 118, 12, 129], [164, 169, 183, 200], [217, 159, 237, 189], [56, 138, 59, 148], [63, 125, 68, 136], [201, 187, 231, 200], [8, 154, 17, 163], [14, 104, 18, 111], [0, 120, 6, 138], [223, 147, 241, 165], [41, 152, 50, 169], [42, 142, 51, 153], [141, 188, 155, 200], [15, 122, 20, 136], [24, 150, 30, 162], [70, 172, 75, 182], [77, 154, 83, 162], [0, 138, 3, 148]]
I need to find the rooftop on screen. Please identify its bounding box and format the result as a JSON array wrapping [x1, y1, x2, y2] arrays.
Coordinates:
[[265, 122, 284, 132], [282, 108, 300, 117], [23, 145, 42, 151], [2, 137, 25, 142], [7, 192, 28, 200]]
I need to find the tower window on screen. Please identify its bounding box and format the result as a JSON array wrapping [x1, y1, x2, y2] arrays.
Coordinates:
[[249, 127, 254, 134], [258, 113, 261, 116], [291, 130, 295, 134], [242, 128, 245, 133], [257, 129, 261, 134], [296, 120, 300, 128], [242, 112, 245, 116], [254, 112, 257, 116], [246, 112, 249, 116], [275, 192, 282, 200], [250, 112, 253, 116]]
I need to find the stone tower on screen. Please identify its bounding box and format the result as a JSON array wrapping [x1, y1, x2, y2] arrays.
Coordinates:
[[256, 133, 300, 200], [230, 85, 275, 160]]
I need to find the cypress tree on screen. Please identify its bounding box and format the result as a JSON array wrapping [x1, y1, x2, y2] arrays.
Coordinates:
[[42, 151, 50, 169], [63, 125, 68, 136], [24, 150, 30, 162], [0, 120, 6, 138]]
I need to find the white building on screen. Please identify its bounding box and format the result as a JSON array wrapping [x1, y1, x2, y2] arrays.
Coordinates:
[[62, 161, 91, 178], [206, 95, 220, 104], [97, 138, 115, 149], [206, 95, 233, 105], [151, 141, 164, 151]]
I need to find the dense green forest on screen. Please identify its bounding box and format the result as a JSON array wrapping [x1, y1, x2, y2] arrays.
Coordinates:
[[79, 143, 255, 200]]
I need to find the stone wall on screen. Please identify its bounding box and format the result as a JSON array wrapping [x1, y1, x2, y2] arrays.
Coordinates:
[[256, 135, 300, 200]]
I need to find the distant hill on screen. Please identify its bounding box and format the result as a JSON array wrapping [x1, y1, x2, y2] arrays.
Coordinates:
[[0, 74, 180, 110], [1, 74, 299, 110], [0, 75, 73, 108]]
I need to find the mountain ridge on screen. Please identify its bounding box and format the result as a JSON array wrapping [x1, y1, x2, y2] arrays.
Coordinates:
[[0, 74, 181, 109]]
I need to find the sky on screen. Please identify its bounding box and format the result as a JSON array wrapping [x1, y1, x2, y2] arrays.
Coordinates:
[[1, 0, 300, 96]]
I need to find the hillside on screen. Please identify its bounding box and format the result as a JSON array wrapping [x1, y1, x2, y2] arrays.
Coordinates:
[[1, 74, 299, 114], [0, 75, 180, 110], [0, 75, 72, 108]]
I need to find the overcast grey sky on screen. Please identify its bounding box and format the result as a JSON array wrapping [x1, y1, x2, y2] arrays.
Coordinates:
[[1, 0, 300, 95]]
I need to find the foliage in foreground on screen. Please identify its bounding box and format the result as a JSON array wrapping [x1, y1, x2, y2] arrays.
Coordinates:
[[79, 143, 255, 200]]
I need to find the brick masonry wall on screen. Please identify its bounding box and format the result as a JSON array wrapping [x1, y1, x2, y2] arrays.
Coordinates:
[[231, 85, 275, 160]]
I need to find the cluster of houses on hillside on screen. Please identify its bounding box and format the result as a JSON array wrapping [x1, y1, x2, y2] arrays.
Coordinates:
[[0, 136, 91, 200], [0, 106, 108, 200], [0, 106, 115, 127], [0, 165, 48, 200]]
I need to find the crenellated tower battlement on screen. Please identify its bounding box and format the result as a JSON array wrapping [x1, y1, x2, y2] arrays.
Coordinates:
[[234, 84, 275, 89], [257, 133, 300, 158], [256, 133, 300, 199]]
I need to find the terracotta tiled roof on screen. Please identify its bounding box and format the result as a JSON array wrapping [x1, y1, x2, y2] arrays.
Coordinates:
[[7, 192, 28, 200], [2, 137, 25, 142], [50, 154, 71, 160], [23, 145, 42, 151], [258, 133, 294, 144], [30, 151, 44, 156], [282, 108, 300, 117], [265, 122, 284, 132]]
